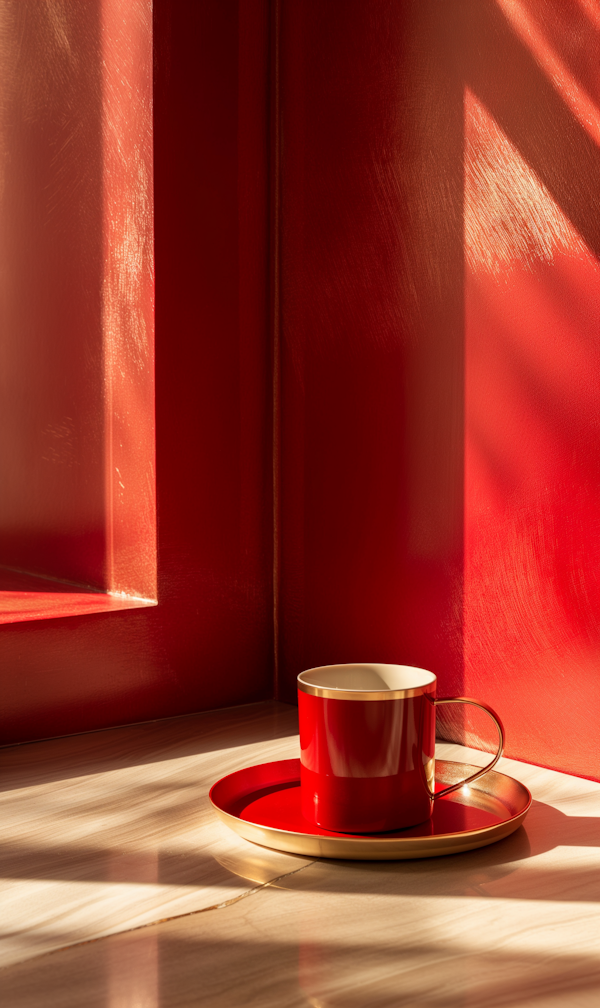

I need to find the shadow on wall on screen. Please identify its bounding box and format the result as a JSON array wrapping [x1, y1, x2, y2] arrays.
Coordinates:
[[461, 0, 600, 775], [277, 0, 465, 696], [0, 2, 106, 587], [0, 0, 154, 600], [277, 0, 600, 778]]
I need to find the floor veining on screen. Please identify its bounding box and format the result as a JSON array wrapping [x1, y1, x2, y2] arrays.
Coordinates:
[[0, 701, 599, 1006]]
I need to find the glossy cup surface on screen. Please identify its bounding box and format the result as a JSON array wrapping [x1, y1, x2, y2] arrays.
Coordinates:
[[298, 663, 436, 832]]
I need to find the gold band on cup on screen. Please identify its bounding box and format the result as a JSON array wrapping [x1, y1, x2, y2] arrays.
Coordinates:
[[297, 664, 437, 702], [297, 682, 435, 701]]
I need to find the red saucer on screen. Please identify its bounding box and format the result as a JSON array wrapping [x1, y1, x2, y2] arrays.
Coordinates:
[[210, 758, 531, 860]]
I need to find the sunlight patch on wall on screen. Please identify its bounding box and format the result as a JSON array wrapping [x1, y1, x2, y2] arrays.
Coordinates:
[[464, 88, 592, 277]]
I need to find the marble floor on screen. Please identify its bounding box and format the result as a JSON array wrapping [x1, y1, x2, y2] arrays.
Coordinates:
[[0, 701, 599, 1006]]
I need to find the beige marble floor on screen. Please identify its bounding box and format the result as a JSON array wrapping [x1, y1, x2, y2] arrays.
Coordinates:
[[1, 702, 599, 1006], [0, 702, 312, 968]]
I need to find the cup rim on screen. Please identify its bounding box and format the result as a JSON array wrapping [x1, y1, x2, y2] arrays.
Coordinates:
[[297, 663, 437, 701]]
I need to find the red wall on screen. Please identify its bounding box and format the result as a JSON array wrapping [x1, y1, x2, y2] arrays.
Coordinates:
[[0, 2, 106, 588], [275, 0, 600, 780], [461, 1, 600, 777], [0, 0, 273, 745], [0, 0, 155, 606], [102, 0, 157, 600], [2, 0, 599, 783], [275, 0, 465, 699]]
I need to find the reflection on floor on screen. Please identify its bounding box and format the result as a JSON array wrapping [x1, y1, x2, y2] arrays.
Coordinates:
[[0, 701, 599, 1006]]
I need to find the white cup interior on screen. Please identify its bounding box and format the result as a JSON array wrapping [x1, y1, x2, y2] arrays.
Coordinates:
[[298, 663, 436, 692]]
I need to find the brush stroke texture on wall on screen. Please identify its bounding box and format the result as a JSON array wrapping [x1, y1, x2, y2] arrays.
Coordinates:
[[0, 1, 107, 587], [461, 0, 600, 777], [0, 0, 273, 744], [275, 0, 600, 780], [2, 0, 598, 783], [0, 0, 155, 599]]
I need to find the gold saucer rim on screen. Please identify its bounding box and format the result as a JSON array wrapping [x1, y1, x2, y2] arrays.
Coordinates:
[[210, 758, 532, 860]]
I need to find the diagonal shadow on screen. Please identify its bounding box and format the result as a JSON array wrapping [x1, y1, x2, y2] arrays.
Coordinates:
[[438, 0, 600, 761], [457, 0, 600, 258], [1, 932, 600, 1008], [0, 788, 597, 903], [0, 701, 299, 791], [218, 796, 600, 903], [508, 0, 600, 112]]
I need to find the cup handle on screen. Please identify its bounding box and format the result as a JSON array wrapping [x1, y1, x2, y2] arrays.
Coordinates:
[[431, 697, 505, 800]]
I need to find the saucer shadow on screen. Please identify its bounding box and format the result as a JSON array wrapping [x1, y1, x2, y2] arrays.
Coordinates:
[[214, 798, 600, 903]]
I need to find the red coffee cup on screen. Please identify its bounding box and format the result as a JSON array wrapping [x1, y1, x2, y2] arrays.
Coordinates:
[[298, 663, 504, 833]]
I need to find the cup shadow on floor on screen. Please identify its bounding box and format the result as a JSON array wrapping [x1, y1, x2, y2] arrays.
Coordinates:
[[215, 798, 600, 903]]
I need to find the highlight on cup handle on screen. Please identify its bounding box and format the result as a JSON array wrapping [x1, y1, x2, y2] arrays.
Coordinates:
[[430, 698, 505, 800]]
